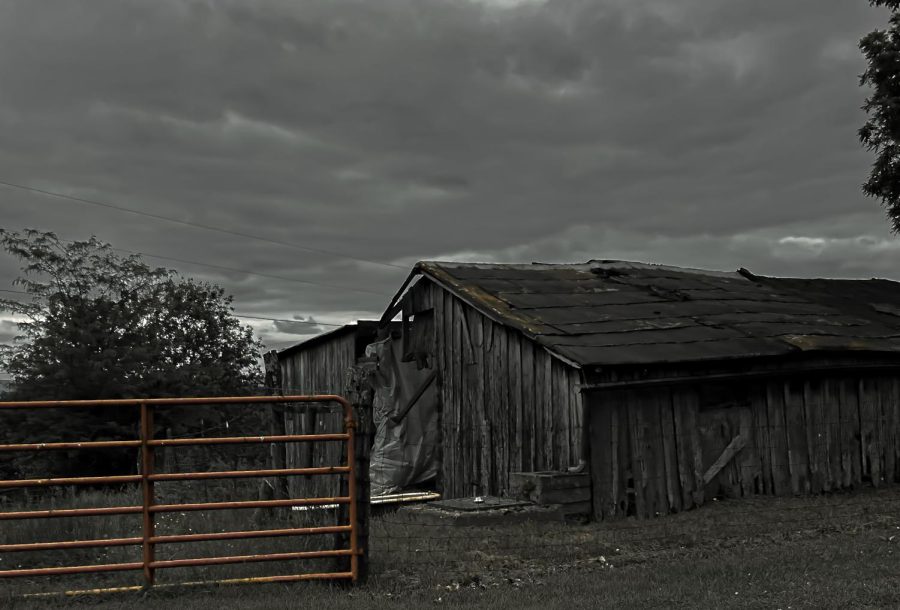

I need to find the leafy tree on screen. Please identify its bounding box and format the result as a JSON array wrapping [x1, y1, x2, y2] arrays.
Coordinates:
[[0, 229, 265, 477], [860, 1, 900, 231]]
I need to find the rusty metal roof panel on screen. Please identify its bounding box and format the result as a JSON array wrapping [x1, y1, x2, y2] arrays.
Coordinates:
[[413, 261, 900, 367]]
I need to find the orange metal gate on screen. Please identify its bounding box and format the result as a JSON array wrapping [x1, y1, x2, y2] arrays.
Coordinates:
[[0, 395, 359, 594]]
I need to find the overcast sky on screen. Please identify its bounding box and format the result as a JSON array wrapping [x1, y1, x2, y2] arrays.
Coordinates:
[[0, 0, 896, 353]]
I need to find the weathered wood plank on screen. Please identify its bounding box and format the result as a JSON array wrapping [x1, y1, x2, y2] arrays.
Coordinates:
[[469, 301, 482, 496], [613, 400, 627, 516], [648, 392, 668, 515], [766, 381, 790, 497], [824, 379, 842, 492], [626, 392, 648, 518], [672, 389, 696, 510], [784, 381, 810, 495], [702, 433, 748, 485], [589, 393, 614, 520], [509, 332, 523, 476], [443, 290, 458, 496], [485, 319, 499, 493], [496, 324, 509, 493], [521, 343, 535, 471], [737, 406, 757, 497], [534, 349, 547, 471], [570, 369, 583, 468], [626, 389, 665, 517], [543, 352, 554, 470], [751, 386, 773, 495], [685, 390, 705, 507], [859, 377, 881, 487], [802, 380, 825, 493], [658, 390, 681, 513], [429, 285, 445, 494], [468, 303, 481, 495], [836, 378, 858, 489], [553, 361, 570, 470]]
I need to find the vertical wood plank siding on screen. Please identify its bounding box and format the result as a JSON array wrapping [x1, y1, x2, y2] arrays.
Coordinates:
[[421, 281, 584, 499], [589, 374, 900, 519], [279, 331, 357, 500]]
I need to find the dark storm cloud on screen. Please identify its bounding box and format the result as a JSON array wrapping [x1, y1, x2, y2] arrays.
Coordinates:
[[0, 0, 897, 352]]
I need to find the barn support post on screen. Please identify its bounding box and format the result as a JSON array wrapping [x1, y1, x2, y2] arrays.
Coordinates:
[[335, 361, 374, 582]]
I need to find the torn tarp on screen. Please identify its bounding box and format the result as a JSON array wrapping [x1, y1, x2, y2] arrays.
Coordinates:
[[366, 336, 439, 497]]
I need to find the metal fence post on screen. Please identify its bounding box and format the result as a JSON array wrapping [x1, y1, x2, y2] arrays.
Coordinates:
[[353, 401, 372, 583], [140, 402, 156, 587], [344, 405, 358, 583]]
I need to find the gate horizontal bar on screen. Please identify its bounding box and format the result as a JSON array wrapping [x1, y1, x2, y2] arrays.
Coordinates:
[[26, 572, 355, 597], [0, 434, 348, 453], [0, 562, 143, 578], [151, 524, 352, 545], [150, 548, 352, 569], [147, 433, 349, 447], [149, 496, 351, 513], [0, 440, 142, 452], [0, 393, 359, 592], [148, 466, 349, 482], [210, 572, 355, 584], [0, 474, 142, 489], [0, 505, 142, 520], [0, 537, 142, 553], [0, 525, 353, 553], [0, 394, 350, 409]]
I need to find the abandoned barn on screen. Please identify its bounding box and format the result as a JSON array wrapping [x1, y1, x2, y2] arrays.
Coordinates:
[[281, 260, 900, 519], [275, 320, 417, 500]]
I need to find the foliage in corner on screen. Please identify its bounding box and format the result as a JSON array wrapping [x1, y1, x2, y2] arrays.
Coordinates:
[[860, 1, 900, 231], [0, 229, 265, 476]]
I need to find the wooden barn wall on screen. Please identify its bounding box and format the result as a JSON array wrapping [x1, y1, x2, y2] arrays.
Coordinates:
[[589, 374, 900, 520], [279, 332, 357, 499], [416, 280, 584, 499]]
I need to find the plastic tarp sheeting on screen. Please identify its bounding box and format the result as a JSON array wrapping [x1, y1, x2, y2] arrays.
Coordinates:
[[367, 336, 439, 497]]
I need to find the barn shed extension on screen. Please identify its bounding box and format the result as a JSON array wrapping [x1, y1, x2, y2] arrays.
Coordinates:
[[383, 260, 900, 519]]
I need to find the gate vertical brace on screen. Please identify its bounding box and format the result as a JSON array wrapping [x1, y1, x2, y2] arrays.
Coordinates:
[[341, 368, 373, 583], [345, 408, 359, 582], [353, 399, 372, 583], [140, 402, 156, 588]]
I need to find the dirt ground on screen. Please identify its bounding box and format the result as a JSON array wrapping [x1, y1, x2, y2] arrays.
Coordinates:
[[4, 486, 900, 609]]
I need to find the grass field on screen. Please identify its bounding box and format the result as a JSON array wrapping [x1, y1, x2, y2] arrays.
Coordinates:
[[3, 486, 900, 609]]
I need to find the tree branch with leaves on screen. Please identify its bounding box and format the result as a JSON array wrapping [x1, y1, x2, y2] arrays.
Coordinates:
[[859, 1, 900, 230]]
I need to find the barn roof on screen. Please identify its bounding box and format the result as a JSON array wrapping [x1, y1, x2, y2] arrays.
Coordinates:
[[277, 324, 359, 359], [394, 260, 900, 368]]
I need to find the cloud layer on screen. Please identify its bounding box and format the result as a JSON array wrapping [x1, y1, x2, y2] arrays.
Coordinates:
[[0, 0, 896, 351]]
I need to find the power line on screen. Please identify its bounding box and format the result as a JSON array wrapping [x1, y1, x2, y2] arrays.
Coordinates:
[[0, 179, 409, 271], [108, 247, 393, 297], [0, 293, 356, 329], [0, 236, 393, 298]]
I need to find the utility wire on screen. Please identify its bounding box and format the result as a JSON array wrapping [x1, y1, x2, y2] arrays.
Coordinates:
[[1, 293, 355, 329], [108, 247, 392, 297], [0, 179, 409, 271], [1, 234, 392, 299]]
